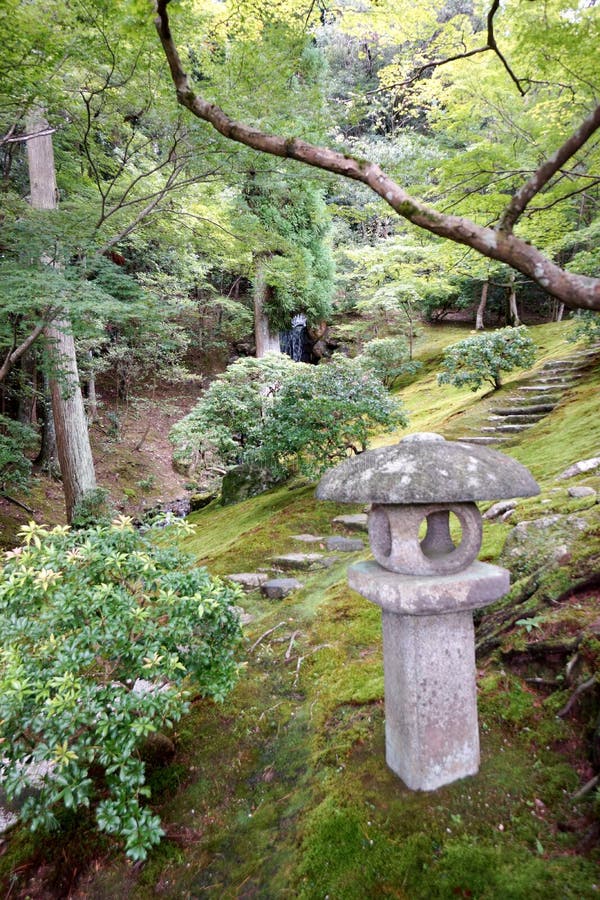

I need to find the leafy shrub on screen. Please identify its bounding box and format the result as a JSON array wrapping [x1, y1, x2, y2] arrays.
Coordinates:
[[0, 518, 242, 860], [170, 355, 406, 483], [258, 356, 406, 479], [437, 326, 536, 392], [568, 310, 600, 345], [0, 414, 37, 493], [70, 486, 114, 528], [357, 337, 422, 388]]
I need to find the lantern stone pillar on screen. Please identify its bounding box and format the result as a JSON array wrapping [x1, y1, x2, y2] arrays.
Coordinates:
[[316, 433, 539, 791]]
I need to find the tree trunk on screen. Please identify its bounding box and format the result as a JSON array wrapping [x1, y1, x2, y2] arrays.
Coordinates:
[[253, 255, 281, 358], [476, 281, 489, 330], [507, 275, 520, 326], [26, 111, 96, 521], [34, 374, 59, 476]]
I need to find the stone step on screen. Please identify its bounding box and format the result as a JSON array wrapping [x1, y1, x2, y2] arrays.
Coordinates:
[[516, 384, 565, 393], [326, 536, 365, 552], [480, 423, 534, 433], [269, 552, 339, 571], [332, 513, 368, 532], [488, 413, 545, 425], [490, 403, 555, 415], [536, 374, 580, 383], [226, 572, 269, 591], [508, 393, 561, 405], [456, 436, 505, 445], [261, 577, 303, 599]]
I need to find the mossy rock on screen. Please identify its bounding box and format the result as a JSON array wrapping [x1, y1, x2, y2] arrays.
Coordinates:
[[220, 464, 282, 506]]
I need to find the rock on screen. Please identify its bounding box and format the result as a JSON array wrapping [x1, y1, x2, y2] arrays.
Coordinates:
[[568, 486, 597, 499], [226, 572, 269, 591], [291, 534, 325, 543], [232, 605, 254, 626], [220, 464, 280, 506], [500, 514, 589, 578], [189, 490, 218, 511], [332, 513, 369, 532], [0, 807, 18, 835], [325, 536, 365, 552], [270, 553, 338, 571], [558, 457, 600, 480], [483, 499, 517, 521], [262, 578, 303, 599]]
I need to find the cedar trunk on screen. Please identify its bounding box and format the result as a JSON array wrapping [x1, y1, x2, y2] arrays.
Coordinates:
[[26, 111, 96, 521]]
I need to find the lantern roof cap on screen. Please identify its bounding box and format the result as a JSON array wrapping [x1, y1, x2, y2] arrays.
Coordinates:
[[316, 433, 539, 505]]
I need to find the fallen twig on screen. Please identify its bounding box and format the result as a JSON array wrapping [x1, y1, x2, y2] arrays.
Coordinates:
[[285, 630, 301, 660], [0, 491, 33, 514], [249, 621, 287, 654], [557, 676, 597, 718], [573, 774, 600, 800], [292, 643, 332, 686]]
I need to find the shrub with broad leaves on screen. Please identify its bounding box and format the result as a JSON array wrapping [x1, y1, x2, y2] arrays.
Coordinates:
[[437, 327, 536, 392], [0, 517, 242, 860]]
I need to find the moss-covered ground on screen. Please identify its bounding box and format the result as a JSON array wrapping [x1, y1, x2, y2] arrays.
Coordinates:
[[1, 322, 599, 898]]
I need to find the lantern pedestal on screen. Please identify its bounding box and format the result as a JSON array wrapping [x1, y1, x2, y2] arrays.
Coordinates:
[[349, 560, 509, 791]]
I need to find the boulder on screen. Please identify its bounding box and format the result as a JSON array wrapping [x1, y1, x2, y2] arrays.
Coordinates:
[[483, 499, 517, 521], [500, 514, 588, 579], [220, 464, 281, 506], [325, 536, 365, 552], [568, 486, 597, 499], [332, 513, 368, 532], [558, 457, 600, 480], [261, 578, 303, 599], [226, 572, 269, 591], [270, 553, 338, 571]]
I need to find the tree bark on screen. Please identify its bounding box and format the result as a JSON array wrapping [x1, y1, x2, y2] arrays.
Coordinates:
[[476, 281, 489, 330], [254, 255, 281, 358], [507, 274, 520, 326], [154, 2, 600, 312], [26, 111, 96, 521]]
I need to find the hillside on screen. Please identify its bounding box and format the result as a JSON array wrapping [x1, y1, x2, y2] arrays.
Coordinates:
[[1, 321, 599, 898]]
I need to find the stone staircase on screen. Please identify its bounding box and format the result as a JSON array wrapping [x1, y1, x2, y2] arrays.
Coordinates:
[[457, 345, 599, 446]]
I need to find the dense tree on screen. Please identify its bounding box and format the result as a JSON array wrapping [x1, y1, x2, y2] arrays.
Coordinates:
[[155, 0, 600, 311]]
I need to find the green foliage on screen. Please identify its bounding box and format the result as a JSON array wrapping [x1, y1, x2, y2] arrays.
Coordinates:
[[0, 518, 242, 860], [70, 488, 114, 528], [0, 415, 36, 493], [568, 311, 600, 345], [357, 336, 422, 388], [171, 355, 405, 482], [258, 356, 406, 478], [437, 327, 536, 392], [244, 176, 335, 330]]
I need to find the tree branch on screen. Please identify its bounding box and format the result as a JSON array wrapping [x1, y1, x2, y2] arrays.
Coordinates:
[[154, 0, 600, 311], [499, 103, 600, 232], [0, 315, 53, 383]]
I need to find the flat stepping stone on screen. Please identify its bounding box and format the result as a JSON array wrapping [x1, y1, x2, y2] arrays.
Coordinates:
[[480, 423, 534, 433], [332, 513, 368, 532], [488, 414, 545, 425], [291, 533, 326, 543], [226, 572, 269, 591], [567, 486, 597, 499], [325, 536, 365, 552], [270, 552, 339, 570], [457, 436, 504, 445], [261, 578, 303, 599], [491, 404, 555, 415]]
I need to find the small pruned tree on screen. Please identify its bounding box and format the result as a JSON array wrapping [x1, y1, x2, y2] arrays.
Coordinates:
[[0, 517, 242, 860], [357, 337, 422, 389], [437, 327, 536, 392], [170, 354, 406, 483], [259, 356, 407, 479]]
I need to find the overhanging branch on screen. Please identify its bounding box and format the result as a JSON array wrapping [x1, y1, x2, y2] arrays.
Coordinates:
[[154, 0, 600, 311]]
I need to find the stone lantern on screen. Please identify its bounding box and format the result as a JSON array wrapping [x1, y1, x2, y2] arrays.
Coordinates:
[[316, 433, 539, 791]]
